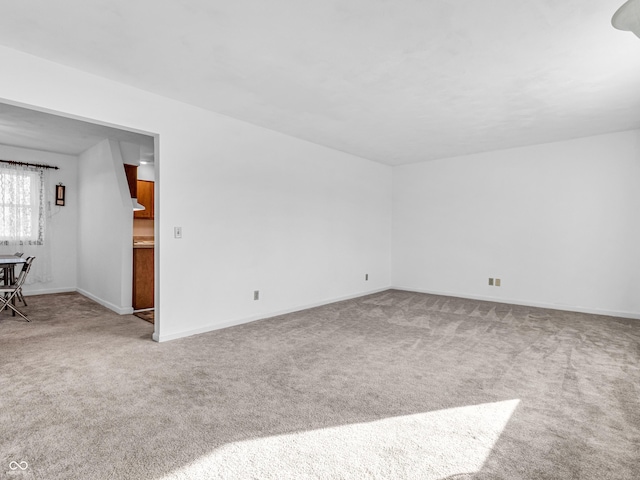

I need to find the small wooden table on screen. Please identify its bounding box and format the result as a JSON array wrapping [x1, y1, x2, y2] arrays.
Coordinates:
[[0, 255, 27, 316], [0, 255, 27, 285]]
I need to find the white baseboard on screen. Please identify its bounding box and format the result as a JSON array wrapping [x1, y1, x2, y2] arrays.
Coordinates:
[[76, 288, 134, 315], [392, 286, 640, 320], [155, 287, 390, 342], [23, 287, 76, 296]]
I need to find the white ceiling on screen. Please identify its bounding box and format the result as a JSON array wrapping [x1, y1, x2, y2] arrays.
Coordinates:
[[0, 102, 154, 157], [0, 0, 638, 165]]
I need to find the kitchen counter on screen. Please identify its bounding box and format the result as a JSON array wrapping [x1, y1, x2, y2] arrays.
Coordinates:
[[133, 236, 154, 249]]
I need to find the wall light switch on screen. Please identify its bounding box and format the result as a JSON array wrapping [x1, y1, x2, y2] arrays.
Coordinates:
[[174, 227, 182, 239], [495, 278, 501, 287], [254, 290, 259, 301], [488, 278, 494, 286]]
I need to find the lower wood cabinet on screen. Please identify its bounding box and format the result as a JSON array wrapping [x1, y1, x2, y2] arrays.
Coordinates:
[[133, 247, 154, 310]]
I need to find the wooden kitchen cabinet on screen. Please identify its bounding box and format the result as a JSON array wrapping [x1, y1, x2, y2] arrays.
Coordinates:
[[124, 164, 138, 198], [133, 247, 154, 310], [134, 180, 154, 219]]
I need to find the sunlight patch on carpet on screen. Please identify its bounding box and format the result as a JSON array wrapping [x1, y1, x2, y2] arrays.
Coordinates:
[[161, 399, 520, 479]]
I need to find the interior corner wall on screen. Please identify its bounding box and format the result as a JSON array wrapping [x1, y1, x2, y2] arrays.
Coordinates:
[[0, 46, 392, 341], [392, 129, 640, 319], [0, 144, 78, 295], [77, 139, 133, 314]]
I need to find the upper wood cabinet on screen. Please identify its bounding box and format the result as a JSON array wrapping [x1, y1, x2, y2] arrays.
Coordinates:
[[123, 164, 138, 198], [134, 180, 154, 219]]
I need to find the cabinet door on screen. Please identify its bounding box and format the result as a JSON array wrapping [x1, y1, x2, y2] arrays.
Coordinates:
[[133, 248, 154, 309], [134, 180, 154, 219], [124, 164, 138, 198]]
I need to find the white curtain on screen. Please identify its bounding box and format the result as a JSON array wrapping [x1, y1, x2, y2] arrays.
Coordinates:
[[0, 162, 53, 284]]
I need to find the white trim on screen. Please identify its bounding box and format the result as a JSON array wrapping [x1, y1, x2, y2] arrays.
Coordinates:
[[76, 288, 134, 315], [392, 286, 640, 320], [23, 287, 76, 296], [155, 287, 389, 342]]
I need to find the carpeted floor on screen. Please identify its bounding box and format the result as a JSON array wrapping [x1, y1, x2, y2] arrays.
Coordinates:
[[0, 290, 638, 479]]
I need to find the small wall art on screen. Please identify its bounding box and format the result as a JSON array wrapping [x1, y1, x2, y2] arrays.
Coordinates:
[[55, 183, 66, 206]]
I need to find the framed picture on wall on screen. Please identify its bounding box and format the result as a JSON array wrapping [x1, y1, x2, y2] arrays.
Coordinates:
[[55, 184, 65, 206]]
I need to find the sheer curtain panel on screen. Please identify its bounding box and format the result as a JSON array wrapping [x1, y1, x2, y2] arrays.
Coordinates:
[[0, 162, 52, 284]]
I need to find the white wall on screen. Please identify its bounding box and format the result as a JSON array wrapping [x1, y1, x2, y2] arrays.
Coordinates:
[[393, 130, 640, 318], [137, 163, 155, 181], [0, 144, 78, 295], [77, 139, 134, 314], [0, 46, 392, 341], [7, 44, 634, 334]]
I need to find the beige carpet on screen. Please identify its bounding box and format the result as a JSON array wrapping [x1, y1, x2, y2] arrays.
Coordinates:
[[0, 290, 638, 479]]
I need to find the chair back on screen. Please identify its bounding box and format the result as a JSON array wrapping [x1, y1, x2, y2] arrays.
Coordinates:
[[15, 256, 35, 287]]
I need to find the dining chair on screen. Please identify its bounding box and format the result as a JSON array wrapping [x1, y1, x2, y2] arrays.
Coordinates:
[[14, 257, 29, 306], [0, 256, 35, 322]]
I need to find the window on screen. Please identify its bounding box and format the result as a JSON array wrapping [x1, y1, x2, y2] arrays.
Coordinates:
[[0, 166, 45, 245]]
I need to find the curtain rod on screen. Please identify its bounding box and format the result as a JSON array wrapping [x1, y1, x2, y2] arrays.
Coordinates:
[[0, 159, 59, 170]]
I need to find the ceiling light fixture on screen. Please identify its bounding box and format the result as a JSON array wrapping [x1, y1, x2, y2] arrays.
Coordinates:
[[612, 0, 640, 38]]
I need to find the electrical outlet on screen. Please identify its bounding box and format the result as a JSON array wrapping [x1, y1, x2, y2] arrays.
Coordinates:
[[365, 273, 369, 281], [174, 226, 182, 239], [254, 290, 259, 301], [488, 278, 494, 286], [495, 278, 501, 287]]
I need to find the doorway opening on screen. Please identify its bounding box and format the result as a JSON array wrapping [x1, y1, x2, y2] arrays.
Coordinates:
[[0, 100, 160, 340]]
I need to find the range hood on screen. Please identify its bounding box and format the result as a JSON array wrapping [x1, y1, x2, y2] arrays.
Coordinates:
[[132, 198, 145, 211], [124, 164, 146, 212]]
